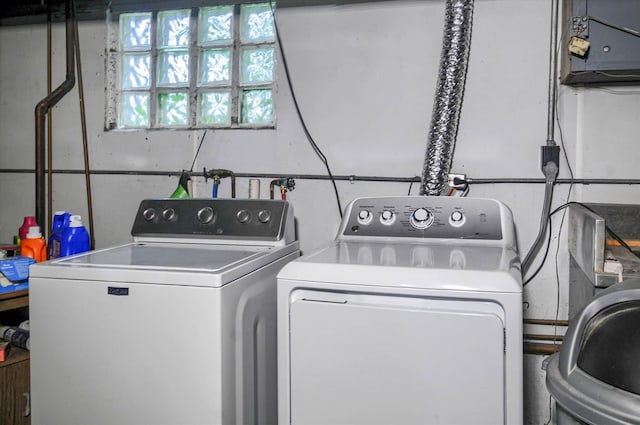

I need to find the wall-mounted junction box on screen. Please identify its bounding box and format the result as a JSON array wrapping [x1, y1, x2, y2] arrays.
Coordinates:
[[561, 0, 640, 85]]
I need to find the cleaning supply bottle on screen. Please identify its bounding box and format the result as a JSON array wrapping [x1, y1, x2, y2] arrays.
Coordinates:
[[48, 211, 71, 259], [60, 215, 91, 257], [20, 226, 47, 262], [18, 216, 38, 241]]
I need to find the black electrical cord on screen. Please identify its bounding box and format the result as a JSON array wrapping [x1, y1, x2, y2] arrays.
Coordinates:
[[524, 201, 640, 286], [268, 0, 343, 218], [189, 130, 208, 172]]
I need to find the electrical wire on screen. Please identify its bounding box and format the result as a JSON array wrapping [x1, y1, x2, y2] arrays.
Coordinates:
[[268, 0, 343, 218], [552, 201, 640, 257], [189, 130, 208, 172]]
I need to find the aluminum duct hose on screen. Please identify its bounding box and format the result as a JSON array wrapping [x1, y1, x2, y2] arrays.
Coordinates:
[[420, 0, 474, 196]]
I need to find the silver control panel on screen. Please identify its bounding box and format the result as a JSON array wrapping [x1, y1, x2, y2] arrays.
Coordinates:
[[341, 197, 503, 240], [131, 198, 290, 241]]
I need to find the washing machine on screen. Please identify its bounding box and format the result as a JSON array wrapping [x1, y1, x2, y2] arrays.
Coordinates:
[[29, 198, 299, 425], [277, 196, 522, 425]]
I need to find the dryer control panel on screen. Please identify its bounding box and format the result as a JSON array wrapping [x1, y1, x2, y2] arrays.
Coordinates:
[[341, 196, 505, 240]]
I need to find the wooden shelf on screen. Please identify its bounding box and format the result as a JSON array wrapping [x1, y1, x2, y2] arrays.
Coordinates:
[[1, 346, 29, 368], [0, 290, 29, 313], [0, 289, 30, 424]]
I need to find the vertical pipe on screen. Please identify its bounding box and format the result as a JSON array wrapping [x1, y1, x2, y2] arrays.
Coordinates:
[[546, 0, 559, 145], [74, 9, 96, 250], [47, 8, 53, 235], [419, 0, 474, 196], [35, 0, 76, 232]]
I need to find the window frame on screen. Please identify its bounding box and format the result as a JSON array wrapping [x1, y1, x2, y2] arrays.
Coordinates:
[[105, 2, 277, 131]]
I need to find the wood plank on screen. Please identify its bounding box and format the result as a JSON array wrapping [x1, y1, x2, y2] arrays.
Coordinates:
[[0, 293, 29, 313], [606, 239, 640, 248], [0, 346, 29, 369]]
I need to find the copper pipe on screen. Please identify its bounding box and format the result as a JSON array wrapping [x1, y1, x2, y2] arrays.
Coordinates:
[[74, 9, 95, 250], [46, 8, 53, 235], [524, 342, 561, 355], [35, 0, 75, 231], [524, 333, 564, 342], [524, 318, 569, 326], [269, 179, 278, 200]]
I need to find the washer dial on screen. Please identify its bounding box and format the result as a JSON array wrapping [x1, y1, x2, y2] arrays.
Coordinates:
[[258, 210, 272, 223], [236, 210, 251, 223], [142, 208, 156, 221], [162, 208, 176, 222], [197, 207, 215, 224]]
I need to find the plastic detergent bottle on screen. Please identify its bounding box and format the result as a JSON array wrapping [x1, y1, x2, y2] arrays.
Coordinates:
[[48, 211, 71, 259], [60, 215, 91, 257], [18, 216, 38, 241], [20, 226, 47, 262]]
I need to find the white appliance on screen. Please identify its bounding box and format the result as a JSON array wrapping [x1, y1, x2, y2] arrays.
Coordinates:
[[29, 198, 299, 425], [277, 196, 523, 425]]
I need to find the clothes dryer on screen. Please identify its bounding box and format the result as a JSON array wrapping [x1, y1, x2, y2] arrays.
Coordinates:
[[277, 196, 522, 425]]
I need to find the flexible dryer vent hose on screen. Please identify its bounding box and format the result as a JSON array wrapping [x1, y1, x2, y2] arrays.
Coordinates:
[[420, 0, 474, 196]]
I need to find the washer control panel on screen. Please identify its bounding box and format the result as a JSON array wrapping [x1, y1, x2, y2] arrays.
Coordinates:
[[342, 197, 503, 240], [132, 198, 290, 241]]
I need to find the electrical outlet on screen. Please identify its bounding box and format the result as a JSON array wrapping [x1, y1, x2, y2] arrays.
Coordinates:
[[447, 173, 467, 189]]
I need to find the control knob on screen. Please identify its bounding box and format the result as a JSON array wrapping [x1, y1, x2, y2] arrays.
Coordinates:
[[258, 210, 272, 223], [162, 208, 176, 222], [357, 209, 373, 225], [380, 210, 395, 225], [237, 209, 251, 224], [197, 207, 215, 224], [410, 207, 434, 229], [449, 210, 465, 227], [142, 208, 156, 221]]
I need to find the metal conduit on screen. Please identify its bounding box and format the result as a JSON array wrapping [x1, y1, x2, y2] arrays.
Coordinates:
[[6, 169, 640, 186], [35, 0, 75, 233]]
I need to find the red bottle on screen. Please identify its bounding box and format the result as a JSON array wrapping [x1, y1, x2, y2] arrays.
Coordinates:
[[19, 216, 38, 241]]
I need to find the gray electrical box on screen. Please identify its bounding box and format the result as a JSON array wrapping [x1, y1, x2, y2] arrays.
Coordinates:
[[561, 0, 640, 85]]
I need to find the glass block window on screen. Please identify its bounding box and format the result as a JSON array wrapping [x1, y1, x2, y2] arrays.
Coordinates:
[[108, 3, 276, 130]]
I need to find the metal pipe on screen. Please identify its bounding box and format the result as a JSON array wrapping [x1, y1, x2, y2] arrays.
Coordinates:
[[47, 8, 53, 235], [269, 179, 279, 200], [524, 342, 561, 355], [74, 11, 95, 250], [420, 0, 474, 196], [524, 318, 569, 326], [546, 0, 559, 145], [34, 0, 75, 232], [9, 169, 640, 186], [205, 169, 236, 198], [524, 333, 564, 342]]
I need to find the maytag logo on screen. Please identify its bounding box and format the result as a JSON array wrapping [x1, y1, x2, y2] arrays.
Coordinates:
[[108, 287, 129, 296]]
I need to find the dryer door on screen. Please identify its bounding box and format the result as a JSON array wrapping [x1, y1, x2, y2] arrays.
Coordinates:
[[288, 290, 506, 425]]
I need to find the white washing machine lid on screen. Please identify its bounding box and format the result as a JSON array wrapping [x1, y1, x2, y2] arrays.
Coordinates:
[[278, 240, 522, 293], [30, 241, 299, 287]]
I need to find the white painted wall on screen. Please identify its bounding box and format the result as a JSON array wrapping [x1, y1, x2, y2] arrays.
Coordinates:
[[2, 0, 640, 423]]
